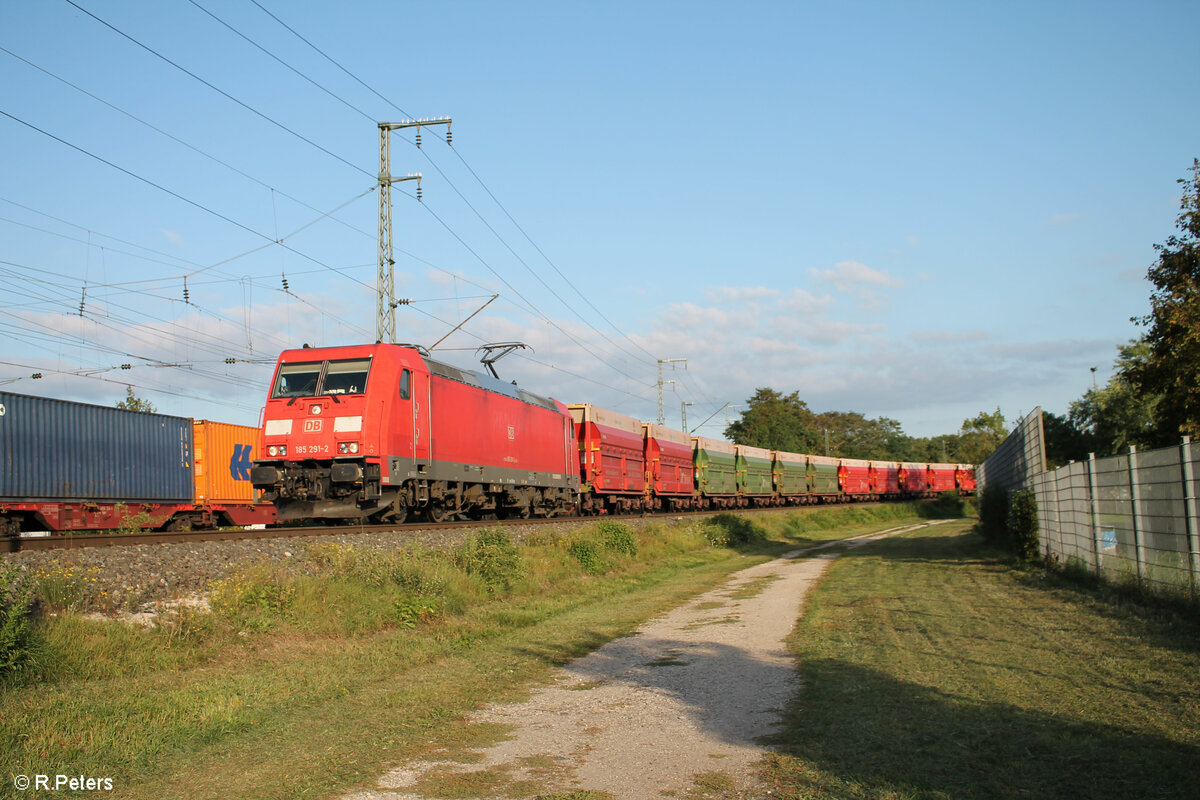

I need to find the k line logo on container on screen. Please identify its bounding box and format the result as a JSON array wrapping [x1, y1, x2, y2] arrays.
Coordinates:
[[229, 444, 253, 481]]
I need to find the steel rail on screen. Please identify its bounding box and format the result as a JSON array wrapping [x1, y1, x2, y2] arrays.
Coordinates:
[[1, 513, 606, 553], [0, 500, 910, 554]]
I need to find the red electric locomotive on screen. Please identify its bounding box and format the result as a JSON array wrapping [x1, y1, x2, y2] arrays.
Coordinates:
[[250, 344, 579, 522]]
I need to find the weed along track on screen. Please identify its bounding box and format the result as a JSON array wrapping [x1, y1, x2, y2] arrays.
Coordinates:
[[344, 520, 945, 799]]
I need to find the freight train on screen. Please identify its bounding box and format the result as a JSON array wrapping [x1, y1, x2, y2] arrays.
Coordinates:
[[0, 391, 275, 535], [249, 343, 975, 523]]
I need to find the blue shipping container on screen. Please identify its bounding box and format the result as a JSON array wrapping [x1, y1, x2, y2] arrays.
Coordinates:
[[0, 391, 194, 502]]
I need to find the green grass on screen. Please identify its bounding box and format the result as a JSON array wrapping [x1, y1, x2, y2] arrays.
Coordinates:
[[763, 521, 1200, 800], [0, 504, 962, 799], [1, 506, 928, 800]]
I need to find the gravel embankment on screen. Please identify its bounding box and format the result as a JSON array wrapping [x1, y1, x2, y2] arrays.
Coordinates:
[[1, 519, 621, 615]]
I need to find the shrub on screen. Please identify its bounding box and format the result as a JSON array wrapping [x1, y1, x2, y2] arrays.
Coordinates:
[[209, 563, 296, 630], [31, 563, 102, 612], [0, 564, 38, 681], [1008, 489, 1040, 562], [392, 594, 444, 629], [113, 503, 155, 534], [453, 529, 525, 594], [306, 542, 454, 598], [569, 539, 604, 575], [701, 513, 765, 547], [921, 490, 967, 518], [596, 520, 637, 557]]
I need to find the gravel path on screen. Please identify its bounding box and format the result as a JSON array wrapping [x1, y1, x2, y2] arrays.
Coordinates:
[[345, 522, 940, 800]]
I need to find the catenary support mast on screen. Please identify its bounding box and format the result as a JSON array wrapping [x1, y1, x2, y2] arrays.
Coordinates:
[[377, 118, 451, 343]]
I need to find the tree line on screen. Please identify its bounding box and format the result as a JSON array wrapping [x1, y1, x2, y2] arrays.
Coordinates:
[[723, 387, 1007, 465]]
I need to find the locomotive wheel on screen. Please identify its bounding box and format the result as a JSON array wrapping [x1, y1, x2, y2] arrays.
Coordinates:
[[425, 504, 448, 524], [376, 505, 407, 524]]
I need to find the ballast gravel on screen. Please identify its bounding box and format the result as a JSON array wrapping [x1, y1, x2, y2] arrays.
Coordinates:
[[0, 521, 590, 615]]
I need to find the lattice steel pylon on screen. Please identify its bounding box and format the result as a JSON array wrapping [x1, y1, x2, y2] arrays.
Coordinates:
[[656, 358, 687, 425], [377, 118, 451, 343]]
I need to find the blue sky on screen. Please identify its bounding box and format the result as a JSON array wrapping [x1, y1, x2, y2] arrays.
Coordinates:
[[1, 0, 1196, 438]]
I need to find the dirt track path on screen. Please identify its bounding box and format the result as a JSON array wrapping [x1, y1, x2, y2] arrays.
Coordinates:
[[345, 522, 937, 800]]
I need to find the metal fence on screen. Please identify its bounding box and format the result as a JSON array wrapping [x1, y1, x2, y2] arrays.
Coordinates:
[[977, 408, 1046, 493], [980, 409, 1200, 598], [1033, 441, 1200, 596]]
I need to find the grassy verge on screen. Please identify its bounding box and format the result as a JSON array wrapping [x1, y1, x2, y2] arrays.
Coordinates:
[[764, 521, 1200, 800], [1, 505, 933, 800]]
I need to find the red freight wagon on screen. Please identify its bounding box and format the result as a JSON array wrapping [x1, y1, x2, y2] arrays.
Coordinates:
[[252, 344, 578, 522], [927, 463, 959, 494], [898, 462, 929, 495], [870, 461, 901, 496], [569, 403, 647, 514], [838, 458, 872, 497], [956, 464, 977, 495], [643, 422, 695, 511]]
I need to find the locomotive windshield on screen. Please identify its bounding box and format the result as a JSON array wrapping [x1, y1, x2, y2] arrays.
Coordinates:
[[271, 358, 371, 398], [321, 359, 371, 395]]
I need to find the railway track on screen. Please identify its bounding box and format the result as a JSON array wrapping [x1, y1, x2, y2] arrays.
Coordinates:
[[0, 502, 863, 553], [0, 514, 593, 553]]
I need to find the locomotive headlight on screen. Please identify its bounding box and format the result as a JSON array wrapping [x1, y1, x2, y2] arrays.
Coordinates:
[[268, 445, 278, 457], [338, 442, 360, 455]]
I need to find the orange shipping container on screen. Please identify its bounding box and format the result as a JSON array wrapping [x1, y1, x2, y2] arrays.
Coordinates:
[[192, 420, 261, 504]]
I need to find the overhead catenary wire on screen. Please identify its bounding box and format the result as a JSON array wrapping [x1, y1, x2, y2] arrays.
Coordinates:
[[61, 0, 374, 179], [184, 0, 377, 123], [0, 45, 379, 247], [207, 0, 654, 371], [8, 3, 700, 420], [0, 109, 385, 295], [244, 0, 663, 370]]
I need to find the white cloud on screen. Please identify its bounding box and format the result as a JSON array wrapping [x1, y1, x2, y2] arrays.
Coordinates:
[[704, 286, 780, 304], [810, 260, 904, 293]]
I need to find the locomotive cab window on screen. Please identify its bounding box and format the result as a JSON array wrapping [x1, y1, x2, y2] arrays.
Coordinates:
[[322, 359, 371, 395], [273, 362, 322, 399], [399, 369, 411, 400]]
